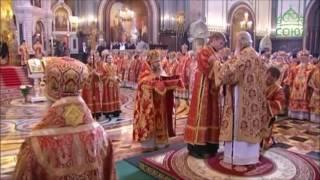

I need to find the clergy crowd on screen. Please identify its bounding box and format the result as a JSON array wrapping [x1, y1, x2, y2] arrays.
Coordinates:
[[13, 31, 319, 179]]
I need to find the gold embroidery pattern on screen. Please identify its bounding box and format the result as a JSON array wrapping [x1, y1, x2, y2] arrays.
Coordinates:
[[63, 105, 84, 126]]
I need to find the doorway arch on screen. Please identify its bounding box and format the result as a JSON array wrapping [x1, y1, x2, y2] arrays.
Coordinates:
[[98, 0, 159, 44], [228, 2, 255, 50], [304, 0, 320, 56], [33, 20, 45, 49]]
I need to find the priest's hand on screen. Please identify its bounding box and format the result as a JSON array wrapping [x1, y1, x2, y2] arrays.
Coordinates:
[[115, 76, 121, 83], [208, 55, 217, 64]]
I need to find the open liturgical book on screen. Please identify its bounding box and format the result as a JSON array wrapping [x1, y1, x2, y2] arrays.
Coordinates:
[[27, 58, 45, 73], [151, 75, 184, 138]]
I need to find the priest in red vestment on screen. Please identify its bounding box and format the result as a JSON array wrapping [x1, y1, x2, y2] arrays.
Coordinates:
[[283, 50, 315, 120], [127, 54, 142, 89], [175, 44, 191, 99], [81, 53, 102, 119], [262, 67, 285, 149], [308, 57, 320, 123], [165, 52, 178, 76], [101, 52, 121, 117], [121, 53, 130, 87], [133, 50, 183, 150], [184, 32, 226, 158], [14, 57, 116, 180], [18, 40, 29, 66]]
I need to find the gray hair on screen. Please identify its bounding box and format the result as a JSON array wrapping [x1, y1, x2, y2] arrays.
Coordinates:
[[237, 31, 252, 49]]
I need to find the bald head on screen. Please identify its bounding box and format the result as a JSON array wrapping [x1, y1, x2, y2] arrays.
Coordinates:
[[237, 31, 252, 49]]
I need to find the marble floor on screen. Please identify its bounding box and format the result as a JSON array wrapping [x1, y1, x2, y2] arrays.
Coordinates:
[[1, 88, 319, 179]]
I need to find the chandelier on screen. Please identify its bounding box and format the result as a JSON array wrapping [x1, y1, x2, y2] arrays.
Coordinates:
[[119, 8, 135, 21]]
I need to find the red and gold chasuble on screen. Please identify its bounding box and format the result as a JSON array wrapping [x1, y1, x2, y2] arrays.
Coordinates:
[[133, 62, 183, 144], [19, 44, 29, 66], [165, 61, 178, 76], [81, 64, 102, 113], [262, 84, 285, 149], [175, 54, 192, 99], [308, 67, 320, 115], [120, 57, 129, 81], [127, 58, 142, 83], [266, 84, 285, 117], [215, 47, 270, 143], [271, 62, 289, 86], [115, 56, 125, 80], [176, 54, 191, 88], [184, 46, 220, 145], [283, 63, 315, 112], [101, 62, 121, 113], [14, 97, 115, 180]]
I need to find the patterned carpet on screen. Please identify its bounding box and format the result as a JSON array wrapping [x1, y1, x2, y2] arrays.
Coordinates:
[[0, 88, 319, 179], [140, 147, 320, 180]]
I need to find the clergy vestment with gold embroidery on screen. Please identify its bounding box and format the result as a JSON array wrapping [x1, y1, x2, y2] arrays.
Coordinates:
[[262, 83, 285, 149], [308, 66, 320, 123], [101, 62, 121, 115], [82, 64, 102, 114], [283, 63, 314, 120], [133, 62, 183, 146], [215, 47, 270, 165], [184, 46, 221, 151], [14, 58, 116, 180]]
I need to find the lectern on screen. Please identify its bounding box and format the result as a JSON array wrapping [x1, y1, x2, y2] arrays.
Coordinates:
[[27, 58, 47, 103]]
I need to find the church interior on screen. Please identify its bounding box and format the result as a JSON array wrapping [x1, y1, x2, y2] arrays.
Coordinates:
[[0, 0, 319, 179]]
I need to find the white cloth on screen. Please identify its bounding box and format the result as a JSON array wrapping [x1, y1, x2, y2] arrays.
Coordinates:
[[288, 110, 310, 120], [310, 113, 320, 123], [223, 85, 260, 165], [120, 44, 126, 51]]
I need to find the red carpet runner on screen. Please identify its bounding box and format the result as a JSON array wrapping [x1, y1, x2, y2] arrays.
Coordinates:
[[0, 66, 22, 87], [0, 66, 30, 102]]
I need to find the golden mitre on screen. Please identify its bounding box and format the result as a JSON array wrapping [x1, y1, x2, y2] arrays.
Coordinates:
[[147, 50, 160, 63], [45, 57, 89, 101], [168, 51, 176, 59]]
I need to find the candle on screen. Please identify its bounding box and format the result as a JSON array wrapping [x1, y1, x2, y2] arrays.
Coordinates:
[[240, 21, 245, 29], [244, 13, 249, 21], [247, 21, 253, 29]]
